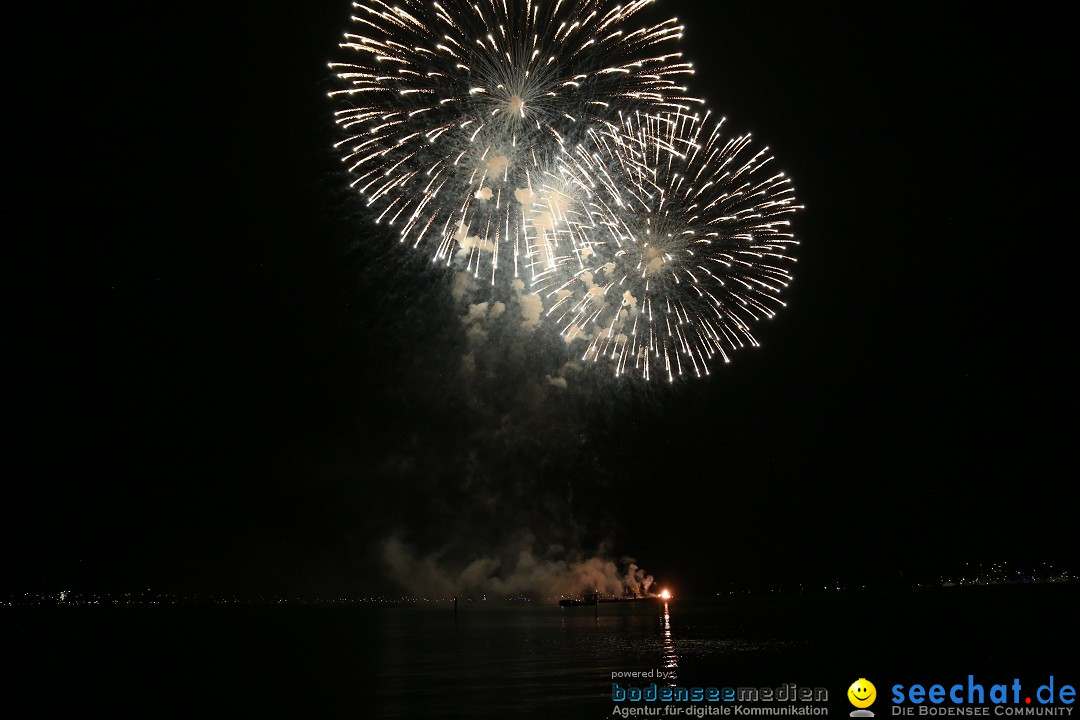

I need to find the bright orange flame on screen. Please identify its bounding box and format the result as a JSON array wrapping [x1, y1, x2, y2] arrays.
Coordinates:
[[659, 589, 672, 600]]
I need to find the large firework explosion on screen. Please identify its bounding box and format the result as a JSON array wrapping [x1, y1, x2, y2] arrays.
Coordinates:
[[329, 0, 698, 287], [329, 0, 800, 381], [548, 111, 801, 381]]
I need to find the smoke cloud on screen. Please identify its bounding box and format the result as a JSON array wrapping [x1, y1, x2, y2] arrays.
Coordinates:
[[383, 535, 654, 599], [349, 262, 657, 598]]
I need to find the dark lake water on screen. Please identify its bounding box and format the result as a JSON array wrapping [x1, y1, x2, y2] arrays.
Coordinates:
[[3, 586, 1076, 718]]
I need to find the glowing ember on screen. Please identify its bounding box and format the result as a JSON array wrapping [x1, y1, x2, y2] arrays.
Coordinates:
[[659, 589, 672, 600]]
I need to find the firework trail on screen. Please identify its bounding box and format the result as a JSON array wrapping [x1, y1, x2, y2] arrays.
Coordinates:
[[547, 111, 801, 381], [329, 0, 700, 288], [325, 0, 803, 600], [329, 0, 802, 382]]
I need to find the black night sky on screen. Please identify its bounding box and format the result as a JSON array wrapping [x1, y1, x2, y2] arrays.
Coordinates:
[[8, 4, 1075, 599]]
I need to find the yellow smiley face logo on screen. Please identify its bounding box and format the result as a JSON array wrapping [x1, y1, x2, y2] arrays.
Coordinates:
[[848, 679, 876, 708]]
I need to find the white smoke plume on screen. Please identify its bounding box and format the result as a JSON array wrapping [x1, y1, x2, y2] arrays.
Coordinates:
[[382, 536, 655, 599]]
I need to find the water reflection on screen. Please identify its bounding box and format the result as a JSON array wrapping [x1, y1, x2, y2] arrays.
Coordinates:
[[661, 600, 679, 684], [369, 601, 699, 716]]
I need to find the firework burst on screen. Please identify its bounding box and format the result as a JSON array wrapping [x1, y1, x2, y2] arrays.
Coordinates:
[[547, 111, 801, 381], [329, 0, 700, 287]]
